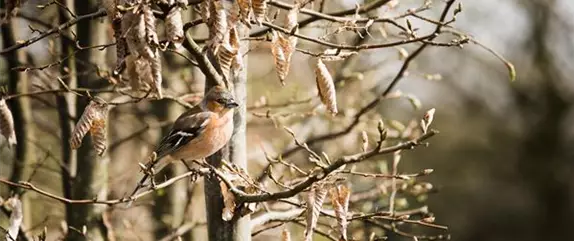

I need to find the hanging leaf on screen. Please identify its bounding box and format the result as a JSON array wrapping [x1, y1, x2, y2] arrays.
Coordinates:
[[237, 0, 251, 26], [122, 11, 144, 56], [70, 99, 109, 153], [217, 43, 238, 81], [200, 0, 210, 24], [4, 197, 23, 241], [284, 3, 299, 32], [252, 0, 267, 26], [150, 53, 163, 98], [220, 180, 236, 221], [330, 185, 351, 241], [227, 0, 241, 30], [305, 182, 328, 241], [270, 31, 288, 85], [89, 100, 109, 156], [165, 6, 184, 48], [142, 4, 159, 59], [208, 0, 228, 49], [315, 58, 338, 115], [0, 99, 17, 146], [229, 27, 244, 74]]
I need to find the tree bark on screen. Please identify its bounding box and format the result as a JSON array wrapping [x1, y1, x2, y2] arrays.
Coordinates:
[[229, 25, 250, 241], [1, 3, 35, 229], [63, 0, 108, 240]]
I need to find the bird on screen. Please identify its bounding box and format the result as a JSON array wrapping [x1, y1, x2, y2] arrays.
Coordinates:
[[129, 85, 238, 198]]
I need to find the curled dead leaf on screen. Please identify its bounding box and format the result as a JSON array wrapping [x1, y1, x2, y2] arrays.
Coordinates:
[[208, 0, 228, 49], [200, 0, 210, 24], [220, 180, 236, 221], [252, 0, 267, 26], [305, 182, 328, 241], [315, 58, 338, 115], [271, 31, 289, 85], [217, 43, 238, 81], [0, 99, 17, 146], [150, 53, 163, 98], [237, 0, 251, 26], [284, 3, 299, 32], [166, 6, 184, 48], [330, 185, 351, 241], [70, 99, 109, 154]]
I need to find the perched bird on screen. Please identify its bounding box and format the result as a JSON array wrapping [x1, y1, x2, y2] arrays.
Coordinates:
[[130, 85, 238, 197]]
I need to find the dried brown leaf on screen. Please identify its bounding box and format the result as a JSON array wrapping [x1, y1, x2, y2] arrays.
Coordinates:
[[0, 99, 17, 146], [315, 58, 338, 115], [70, 100, 109, 151], [252, 0, 267, 26], [281, 229, 291, 241], [150, 53, 163, 98], [128, 55, 154, 91], [305, 182, 328, 241], [284, 3, 299, 32], [220, 180, 236, 221], [329, 185, 351, 241], [142, 4, 159, 59], [4, 197, 22, 241], [237, 0, 251, 26], [112, 18, 127, 71], [208, 0, 228, 48], [122, 11, 142, 55], [229, 27, 244, 73], [90, 118, 108, 156], [217, 43, 238, 81], [166, 6, 184, 48], [271, 31, 288, 85], [227, 0, 241, 29], [200, 0, 210, 24], [126, 55, 141, 90]]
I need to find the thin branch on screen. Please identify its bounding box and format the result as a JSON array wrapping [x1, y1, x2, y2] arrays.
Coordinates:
[[0, 9, 107, 55], [0, 169, 207, 205]]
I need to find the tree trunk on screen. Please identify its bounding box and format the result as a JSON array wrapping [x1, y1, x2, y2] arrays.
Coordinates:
[[63, 0, 108, 240], [1, 3, 35, 229], [229, 25, 250, 241]]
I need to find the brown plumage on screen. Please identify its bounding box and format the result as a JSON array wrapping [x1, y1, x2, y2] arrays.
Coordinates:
[[130, 86, 239, 197]]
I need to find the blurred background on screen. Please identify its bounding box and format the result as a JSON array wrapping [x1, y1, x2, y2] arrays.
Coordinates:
[[1, 0, 573, 241]]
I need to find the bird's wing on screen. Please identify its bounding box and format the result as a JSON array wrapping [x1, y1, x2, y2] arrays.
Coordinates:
[[154, 107, 212, 160]]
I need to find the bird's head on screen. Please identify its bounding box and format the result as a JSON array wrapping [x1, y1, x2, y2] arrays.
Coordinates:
[[202, 86, 239, 113]]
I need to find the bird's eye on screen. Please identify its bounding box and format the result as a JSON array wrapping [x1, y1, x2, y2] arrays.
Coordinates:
[[216, 98, 226, 104]]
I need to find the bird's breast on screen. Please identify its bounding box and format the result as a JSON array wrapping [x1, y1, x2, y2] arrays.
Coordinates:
[[171, 112, 233, 160]]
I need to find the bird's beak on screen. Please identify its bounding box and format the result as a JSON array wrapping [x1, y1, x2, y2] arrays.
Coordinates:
[[225, 101, 239, 108]]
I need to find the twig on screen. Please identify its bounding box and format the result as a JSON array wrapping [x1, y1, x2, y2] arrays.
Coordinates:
[[0, 9, 107, 55], [0, 169, 207, 205]]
